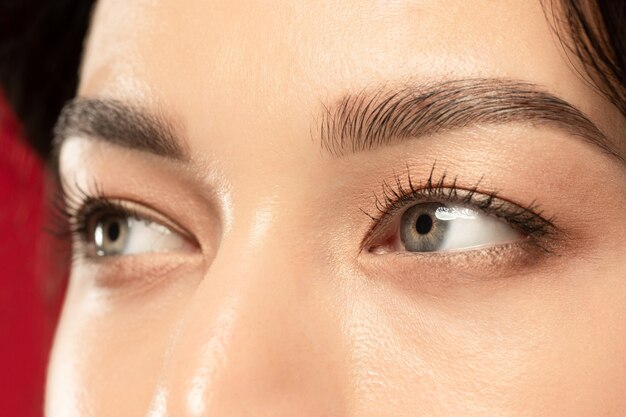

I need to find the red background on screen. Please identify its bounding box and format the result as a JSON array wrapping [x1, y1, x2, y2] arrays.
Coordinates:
[[0, 92, 64, 417]]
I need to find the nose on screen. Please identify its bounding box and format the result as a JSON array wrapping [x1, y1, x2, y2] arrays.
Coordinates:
[[148, 234, 347, 416]]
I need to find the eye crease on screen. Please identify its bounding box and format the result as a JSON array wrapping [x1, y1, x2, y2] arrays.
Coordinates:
[[56, 166, 555, 261], [56, 182, 196, 259], [362, 165, 556, 255]]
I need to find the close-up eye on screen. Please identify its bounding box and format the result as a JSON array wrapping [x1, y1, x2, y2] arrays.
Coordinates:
[[396, 202, 522, 252], [87, 211, 189, 257], [72, 199, 195, 258], [364, 174, 555, 255], [4, 0, 626, 415]]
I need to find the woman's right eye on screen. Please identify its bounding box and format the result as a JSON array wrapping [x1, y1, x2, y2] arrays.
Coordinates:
[[84, 207, 192, 257], [393, 202, 523, 253]]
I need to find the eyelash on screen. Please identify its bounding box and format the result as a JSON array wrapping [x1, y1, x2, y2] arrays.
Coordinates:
[[51, 165, 556, 259], [360, 164, 556, 251], [50, 181, 140, 257]]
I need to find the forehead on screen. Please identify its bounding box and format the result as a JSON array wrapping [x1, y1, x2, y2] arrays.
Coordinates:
[[78, 0, 614, 153], [80, 1, 563, 95]]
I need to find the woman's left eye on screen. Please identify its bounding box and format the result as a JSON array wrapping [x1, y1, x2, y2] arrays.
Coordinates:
[[388, 202, 522, 253], [87, 211, 190, 257]]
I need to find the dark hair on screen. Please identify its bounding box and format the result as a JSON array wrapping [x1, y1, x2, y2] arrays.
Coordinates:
[[544, 0, 626, 115], [0, 0, 624, 159], [0, 0, 94, 158]]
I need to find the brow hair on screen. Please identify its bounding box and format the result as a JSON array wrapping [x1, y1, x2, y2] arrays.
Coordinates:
[[53, 98, 188, 162], [317, 78, 621, 161]]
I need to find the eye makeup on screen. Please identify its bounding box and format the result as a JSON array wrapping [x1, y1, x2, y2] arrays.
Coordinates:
[[52, 180, 197, 260], [360, 163, 557, 256], [52, 145, 562, 291]]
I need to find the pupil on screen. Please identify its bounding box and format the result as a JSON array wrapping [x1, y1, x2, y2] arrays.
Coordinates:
[[415, 214, 433, 235], [107, 220, 121, 242]]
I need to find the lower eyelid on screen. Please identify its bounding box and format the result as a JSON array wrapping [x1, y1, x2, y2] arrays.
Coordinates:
[[71, 251, 205, 297], [358, 237, 559, 288]]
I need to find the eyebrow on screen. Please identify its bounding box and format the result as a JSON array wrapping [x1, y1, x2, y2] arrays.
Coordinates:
[[317, 78, 623, 162], [54, 78, 621, 165], [53, 98, 188, 161]]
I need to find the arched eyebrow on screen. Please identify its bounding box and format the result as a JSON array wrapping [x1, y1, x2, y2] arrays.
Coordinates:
[[317, 78, 623, 162], [53, 78, 622, 166], [53, 98, 188, 162]]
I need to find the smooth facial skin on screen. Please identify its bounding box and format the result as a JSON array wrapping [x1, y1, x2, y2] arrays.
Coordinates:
[[47, 1, 626, 416]]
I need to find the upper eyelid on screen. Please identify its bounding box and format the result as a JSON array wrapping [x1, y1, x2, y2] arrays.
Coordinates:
[[80, 198, 194, 239], [360, 172, 555, 251], [371, 183, 553, 230], [58, 186, 197, 252]]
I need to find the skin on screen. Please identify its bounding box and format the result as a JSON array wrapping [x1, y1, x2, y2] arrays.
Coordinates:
[[47, 0, 626, 416]]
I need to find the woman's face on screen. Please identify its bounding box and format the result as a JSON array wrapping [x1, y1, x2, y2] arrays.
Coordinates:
[[47, 1, 626, 415]]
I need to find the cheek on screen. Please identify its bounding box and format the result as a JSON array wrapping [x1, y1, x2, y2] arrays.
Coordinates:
[[342, 287, 527, 415], [46, 249, 626, 415], [46, 273, 196, 416], [518, 263, 626, 413], [344, 261, 626, 415]]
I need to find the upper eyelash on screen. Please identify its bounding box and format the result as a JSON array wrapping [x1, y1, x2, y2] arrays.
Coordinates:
[[360, 163, 556, 247], [48, 179, 139, 245], [49, 179, 198, 262], [49, 166, 555, 258]]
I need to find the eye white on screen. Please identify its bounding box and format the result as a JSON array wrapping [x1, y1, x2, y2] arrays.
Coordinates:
[[93, 216, 189, 256], [434, 206, 520, 251]]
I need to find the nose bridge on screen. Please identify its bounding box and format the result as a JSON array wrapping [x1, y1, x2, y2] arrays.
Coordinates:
[[150, 225, 346, 416]]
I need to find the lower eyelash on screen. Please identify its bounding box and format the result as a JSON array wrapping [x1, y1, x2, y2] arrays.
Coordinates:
[[361, 163, 556, 249]]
